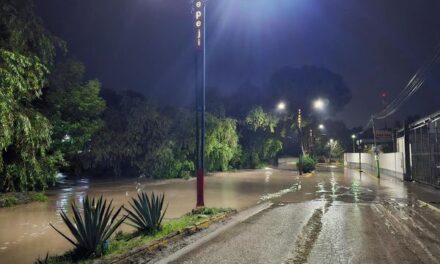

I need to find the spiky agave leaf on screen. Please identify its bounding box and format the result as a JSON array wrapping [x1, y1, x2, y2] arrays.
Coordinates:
[[124, 192, 167, 234], [50, 195, 127, 258]]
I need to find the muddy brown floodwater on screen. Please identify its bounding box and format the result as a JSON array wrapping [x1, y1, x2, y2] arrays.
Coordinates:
[[0, 166, 297, 264]]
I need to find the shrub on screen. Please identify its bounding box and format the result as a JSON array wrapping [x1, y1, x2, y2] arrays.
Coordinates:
[[297, 155, 316, 173], [50, 196, 126, 259], [32, 193, 48, 202], [1, 196, 17, 207], [124, 192, 167, 235]]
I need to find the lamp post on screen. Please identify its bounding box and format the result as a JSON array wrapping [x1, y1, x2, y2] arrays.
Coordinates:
[[357, 139, 362, 172], [194, 0, 206, 207], [298, 109, 303, 175], [351, 134, 356, 153]]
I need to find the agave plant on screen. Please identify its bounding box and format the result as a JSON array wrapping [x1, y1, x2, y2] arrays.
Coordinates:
[[124, 192, 168, 234], [50, 196, 126, 258], [34, 253, 49, 264]]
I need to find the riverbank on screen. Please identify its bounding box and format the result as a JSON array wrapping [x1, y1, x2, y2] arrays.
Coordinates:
[[42, 208, 235, 264], [0, 192, 48, 207]]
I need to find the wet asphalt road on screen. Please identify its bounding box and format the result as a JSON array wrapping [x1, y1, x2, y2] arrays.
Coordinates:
[[169, 166, 440, 264]]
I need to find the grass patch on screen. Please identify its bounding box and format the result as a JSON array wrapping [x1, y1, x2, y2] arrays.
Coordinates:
[[106, 207, 232, 257], [32, 192, 48, 202], [0, 196, 17, 207], [43, 208, 234, 264], [0, 192, 48, 207]]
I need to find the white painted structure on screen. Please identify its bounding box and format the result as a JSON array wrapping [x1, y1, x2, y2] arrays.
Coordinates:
[[344, 152, 405, 180]]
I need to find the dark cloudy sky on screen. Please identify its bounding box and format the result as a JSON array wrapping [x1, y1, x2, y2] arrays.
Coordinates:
[[37, 0, 440, 127]]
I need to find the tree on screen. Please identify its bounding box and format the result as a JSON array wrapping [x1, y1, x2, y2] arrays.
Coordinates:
[[0, 0, 64, 66], [245, 107, 277, 133], [328, 140, 345, 161], [0, 50, 62, 192], [87, 90, 168, 177], [205, 114, 240, 171], [240, 107, 283, 168], [40, 58, 105, 174]]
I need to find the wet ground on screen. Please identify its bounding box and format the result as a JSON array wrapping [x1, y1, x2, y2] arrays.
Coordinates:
[[166, 165, 440, 264], [1, 163, 440, 264], [0, 164, 298, 264]]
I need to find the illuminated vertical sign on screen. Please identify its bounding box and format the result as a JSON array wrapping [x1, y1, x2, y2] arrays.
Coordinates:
[[193, 0, 206, 207], [194, 0, 204, 48]]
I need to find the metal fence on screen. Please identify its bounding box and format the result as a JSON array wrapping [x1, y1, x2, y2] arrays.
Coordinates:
[[409, 113, 440, 187]]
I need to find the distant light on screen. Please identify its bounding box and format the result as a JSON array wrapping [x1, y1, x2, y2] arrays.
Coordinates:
[[62, 134, 71, 143], [313, 98, 325, 111], [351, 134, 356, 139], [318, 124, 324, 130], [277, 102, 286, 111], [329, 139, 334, 143]]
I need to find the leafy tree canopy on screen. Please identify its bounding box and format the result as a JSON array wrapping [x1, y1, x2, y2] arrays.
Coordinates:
[[0, 50, 62, 192], [0, 0, 64, 66], [205, 114, 240, 172], [245, 107, 277, 133], [40, 58, 105, 173], [87, 90, 169, 177]]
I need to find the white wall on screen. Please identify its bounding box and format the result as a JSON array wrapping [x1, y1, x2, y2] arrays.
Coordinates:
[[344, 153, 372, 166], [344, 152, 404, 180]]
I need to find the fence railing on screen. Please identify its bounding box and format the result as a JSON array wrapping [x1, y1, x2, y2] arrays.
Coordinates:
[[409, 115, 440, 187]]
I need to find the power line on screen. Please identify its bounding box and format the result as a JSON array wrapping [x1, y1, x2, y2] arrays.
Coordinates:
[[361, 44, 440, 134]]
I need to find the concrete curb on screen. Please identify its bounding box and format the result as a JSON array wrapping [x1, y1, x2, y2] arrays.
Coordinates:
[[156, 202, 273, 264], [418, 200, 440, 214], [106, 212, 233, 264]]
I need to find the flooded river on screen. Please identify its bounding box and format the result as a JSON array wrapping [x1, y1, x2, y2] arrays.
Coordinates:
[[0, 166, 297, 264]]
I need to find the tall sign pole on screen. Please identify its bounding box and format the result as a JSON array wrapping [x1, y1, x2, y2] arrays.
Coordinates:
[[194, 0, 205, 207], [298, 109, 303, 175]]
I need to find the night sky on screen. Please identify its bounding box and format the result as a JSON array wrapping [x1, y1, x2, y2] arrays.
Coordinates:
[[37, 0, 440, 127]]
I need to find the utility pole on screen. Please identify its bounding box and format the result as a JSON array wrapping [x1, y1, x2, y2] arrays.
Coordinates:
[[357, 139, 362, 172], [194, 0, 205, 207], [372, 118, 380, 178], [298, 109, 303, 175]]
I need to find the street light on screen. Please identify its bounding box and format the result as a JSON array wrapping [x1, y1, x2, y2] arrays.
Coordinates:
[[351, 134, 356, 153], [318, 124, 325, 130], [277, 101, 286, 111], [313, 98, 326, 111]]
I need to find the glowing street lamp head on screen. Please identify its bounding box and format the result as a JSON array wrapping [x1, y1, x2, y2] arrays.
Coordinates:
[[351, 134, 356, 139], [318, 124, 324, 130], [277, 102, 286, 111], [313, 98, 325, 111]]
